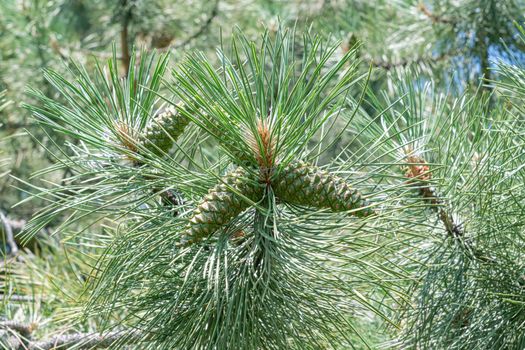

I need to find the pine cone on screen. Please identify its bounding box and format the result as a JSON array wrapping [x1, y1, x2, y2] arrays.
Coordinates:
[[138, 104, 190, 155], [184, 168, 264, 244], [272, 162, 373, 217]]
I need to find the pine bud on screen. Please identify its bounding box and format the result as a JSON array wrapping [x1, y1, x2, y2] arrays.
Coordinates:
[[183, 168, 264, 244], [402, 154, 436, 201], [138, 104, 190, 155], [272, 162, 373, 217]]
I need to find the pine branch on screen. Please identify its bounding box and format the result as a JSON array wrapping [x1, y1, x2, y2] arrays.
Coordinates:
[[0, 321, 143, 350], [403, 155, 494, 263], [119, 0, 133, 75], [28, 330, 143, 350], [417, 2, 456, 26], [368, 50, 454, 71], [0, 321, 36, 339], [173, 0, 219, 49], [23, 25, 401, 349]]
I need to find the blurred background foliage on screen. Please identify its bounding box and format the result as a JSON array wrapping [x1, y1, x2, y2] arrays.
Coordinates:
[[2, 0, 524, 215], [1, 0, 525, 349]]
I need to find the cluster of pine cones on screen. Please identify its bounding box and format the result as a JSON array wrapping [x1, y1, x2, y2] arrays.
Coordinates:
[[125, 104, 374, 245]]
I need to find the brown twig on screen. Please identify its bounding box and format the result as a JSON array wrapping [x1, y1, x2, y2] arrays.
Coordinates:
[[403, 154, 464, 238], [417, 2, 456, 25], [402, 152, 493, 262], [369, 51, 453, 71], [119, 0, 133, 76], [0, 321, 36, 339], [28, 329, 143, 350], [0, 321, 143, 350], [173, 0, 219, 49]]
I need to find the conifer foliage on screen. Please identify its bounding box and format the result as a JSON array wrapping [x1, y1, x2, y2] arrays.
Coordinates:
[[7, 12, 525, 350], [20, 27, 392, 349]]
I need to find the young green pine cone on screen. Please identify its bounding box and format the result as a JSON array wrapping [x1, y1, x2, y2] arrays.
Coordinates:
[[183, 168, 264, 244], [272, 162, 373, 217], [138, 104, 190, 155]]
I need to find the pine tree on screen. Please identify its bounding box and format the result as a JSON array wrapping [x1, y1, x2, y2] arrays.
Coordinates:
[[3, 3, 525, 350]]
